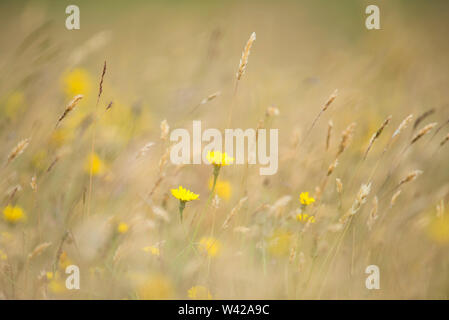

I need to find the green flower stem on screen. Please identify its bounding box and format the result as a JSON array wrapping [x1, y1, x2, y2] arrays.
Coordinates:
[[211, 165, 221, 195], [179, 200, 186, 222], [191, 165, 221, 245]]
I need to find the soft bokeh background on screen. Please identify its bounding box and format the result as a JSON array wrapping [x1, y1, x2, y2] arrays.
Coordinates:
[[1, 0, 449, 299]]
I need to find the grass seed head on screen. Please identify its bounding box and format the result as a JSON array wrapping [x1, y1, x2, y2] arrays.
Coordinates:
[[200, 91, 221, 105], [364, 115, 392, 159], [411, 122, 437, 145], [160, 120, 170, 140], [391, 190, 402, 207], [237, 32, 256, 80], [326, 120, 333, 151], [392, 114, 413, 139], [336, 178, 343, 194], [322, 89, 338, 112], [398, 169, 423, 187], [222, 196, 248, 229], [7, 138, 30, 165], [337, 122, 356, 158]]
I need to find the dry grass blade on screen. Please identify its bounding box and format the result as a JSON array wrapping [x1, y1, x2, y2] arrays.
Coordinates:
[[326, 120, 333, 151], [158, 146, 171, 172], [398, 170, 423, 187], [30, 175, 37, 192], [269, 195, 292, 216], [6, 184, 22, 201], [413, 109, 435, 130], [160, 120, 170, 140], [392, 114, 413, 139], [113, 244, 126, 264], [98, 60, 107, 101], [336, 178, 343, 194], [322, 89, 338, 112], [188, 91, 221, 116], [364, 115, 392, 160], [222, 196, 248, 229], [53, 231, 69, 271], [351, 183, 371, 214], [136, 142, 155, 159], [46, 156, 59, 173], [7, 138, 30, 165], [56, 95, 83, 128], [236, 32, 256, 80], [151, 204, 170, 222], [266, 106, 280, 117], [200, 91, 221, 105], [390, 190, 401, 207], [411, 122, 437, 144], [327, 158, 338, 176], [308, 90, 338, 138], [440, 133, 449, 147], [336, 122, 356, 158], [340, 183, 371, 224], [289, 246, 297, 264], [28, 242, 52, 260], [106, 101, 113, 110], [367, 196, 378, 230], [431, 118, 449, 139], [87, 61, 107, 218]]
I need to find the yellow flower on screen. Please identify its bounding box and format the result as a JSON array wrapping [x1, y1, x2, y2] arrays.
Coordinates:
[[0, 249, 7, 261], [267, 230, 293, 257], [48, 279, 65, 294], [171, 186, 199, 202], [188, 286, 212, 300], [208, 177, 231, 200], [296, 213, 316, 223], [85, 152, 105, 176], [428, 215, 449, 245], [172, 186, 199, 222], [62, 68, 92, 97], [3, 205, 26, 224], [59, 251, 73, 270], [3, 91, 25, 119], [142, 246, 160, 256], [46, 271, 66, 294], [137, 274, 174, 300], [117, 222, 129, 234], [206, 151, 234, 166], [299, 192, 315, 205], [31, 150, 48, 171], [51, 128, 75, 147], [199, 237, 221, 257]]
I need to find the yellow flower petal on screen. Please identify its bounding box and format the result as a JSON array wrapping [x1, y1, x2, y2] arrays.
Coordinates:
[[143, 246, 160, 256], [206, 151, 234, 166], [199, 237, 221, 257], [171, 186, 199, 202], [85, 152, 105, 176], [117, 222, 129, 234], [2, 205, 26, 224], [62, 68, 92, 98], [208, 177, 232, 200], [299, 192, 315, 205]]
